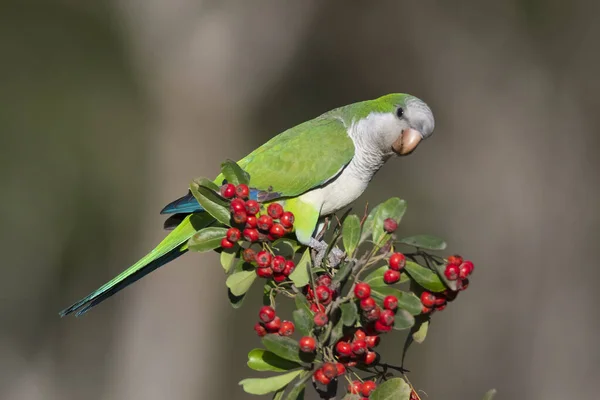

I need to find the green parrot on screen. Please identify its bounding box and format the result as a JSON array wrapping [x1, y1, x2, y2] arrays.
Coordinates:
[[60, 93, 434, 316]]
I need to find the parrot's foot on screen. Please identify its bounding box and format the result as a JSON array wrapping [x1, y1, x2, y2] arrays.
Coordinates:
[[308, 238, 345, 268]]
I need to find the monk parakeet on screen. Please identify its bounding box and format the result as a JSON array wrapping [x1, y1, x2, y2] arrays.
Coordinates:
[[60, 93, 434, 316]]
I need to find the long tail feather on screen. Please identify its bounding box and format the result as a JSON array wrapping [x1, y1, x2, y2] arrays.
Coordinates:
[[160, 191, 203, 214], [60, 212, 212, 317]]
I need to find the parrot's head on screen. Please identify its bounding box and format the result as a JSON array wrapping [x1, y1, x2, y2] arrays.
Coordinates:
[[363, 93, 435, 157]]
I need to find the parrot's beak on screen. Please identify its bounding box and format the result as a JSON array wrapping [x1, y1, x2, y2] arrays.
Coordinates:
[[392, 128, 422, 155]]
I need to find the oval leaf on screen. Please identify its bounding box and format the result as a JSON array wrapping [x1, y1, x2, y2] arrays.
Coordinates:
[[221, 159, 250, 185], [398, 234, 447, 250], [220, 249, 238, 272], [226, 270, 257, 296], [372, 198, 407, 244], [289, 248, 310, 287], [360, 203, 382, 243], [247, 348, 301, 372], [364, 266, 409, 287], [239, 370, 302, 395], [285, 372, 310, 400], [370, 287, 422, 316], [412, 319, 429, 344], [370, 377, 411, 400], [393, 310, 415, 330], [188, 227, 228, 252], [292, 308, 313, 336], [294, 293, 312, 315], [272, 238, 300, 257], [194, 177, 220, 192], [228, 288, 246, 309], [330, 316, 345, 345], [262, 335, 302, 363], [190, 180, 231, 225], [404, 261, 446, 292], [342, 215, 361, 257], [340, 302, 358, 326]]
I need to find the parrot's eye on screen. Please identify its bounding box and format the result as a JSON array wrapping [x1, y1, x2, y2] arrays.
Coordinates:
[[396, 107, 404, 118]]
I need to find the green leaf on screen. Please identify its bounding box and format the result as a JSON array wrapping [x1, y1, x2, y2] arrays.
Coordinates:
[[372, 198, 407, 245], [262, 335, 302, 363], [370, 287, 422, 315], [247, 348, 301, 372], [360, 203, 381, 243], [404, 261, 446, 292], [272, 238, 300, 257], [188, 227, 228, 252], [364, 266, 409, 287], [227, 288, 246, 309], [190, 179, 231, 225], [220, 159, 250, 185], [292, 308, 313, 336], [342, 395, 362, 400], [342, 215, 361, 257], [412, 319, 429, 344], [294, 293, 312, 315], [226, 270, 257, 296], [194, 177, 220, 192], [330, 316, 345, 345], [332, 259, 354, 287], [289, 248, 310, 287], [340, 302, 358, 326], [284, 381, 306, 400], [482, 389, 497, 400], [393, 310, 415, 331], [239, 370, 302, 395], [273, 389, 285, 400], [370, 377, 411, 400], [220, 249, 238, 272], [398, 234, 447, 250]]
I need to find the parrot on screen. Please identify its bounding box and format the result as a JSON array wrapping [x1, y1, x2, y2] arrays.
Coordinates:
[[60, 93, 435, 317]]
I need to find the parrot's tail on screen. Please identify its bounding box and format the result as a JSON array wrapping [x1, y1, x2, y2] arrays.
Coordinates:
[[59, 212, 212, 317]]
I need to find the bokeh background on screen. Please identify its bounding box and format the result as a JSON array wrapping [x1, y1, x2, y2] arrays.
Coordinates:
[[2, 1, 599, 399]]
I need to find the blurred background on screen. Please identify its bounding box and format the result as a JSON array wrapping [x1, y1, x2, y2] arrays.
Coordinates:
[[1, 0, 599, 399]]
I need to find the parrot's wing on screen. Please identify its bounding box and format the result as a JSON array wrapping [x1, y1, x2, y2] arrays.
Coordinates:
[[227, 113, 355, 198]]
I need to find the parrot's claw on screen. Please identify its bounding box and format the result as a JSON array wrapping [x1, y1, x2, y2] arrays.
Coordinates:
[[309, 238, 345, 268]]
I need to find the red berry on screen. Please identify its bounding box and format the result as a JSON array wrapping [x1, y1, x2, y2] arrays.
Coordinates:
[[336, 341, 353, 356], [271, 255, 286, 273], [421, 305, 433, 314], [264, 316, 281, 332], [257, 214, 273, 231], [434, 294, 447, 307], [459, 260, 474, 278], [388, 252, 406, 270], [354, 282, 371, 300], [259, 306, 276, 323], [220, 238, 234, 249], [435, 304, 447, 312], [348, 381, 363, 395], [245, 200, 260, 216], [310, 303, 326, 314], [278, 320, 295, 336], [233, 211, 247, 225], [316, 274, 332, 287], [458, 278, 469, 291], [364, 306, 381, 322], [235, 184, 249, 199], [364, 351, 377, 365], [220, 183, 236, 199], [383, 295, 398, 311], [254, 322, 267, 337], [379, 309, 395, 326], [322, 362, 337, 380], [352, 339, 367, 355], [256, 267, 273, 278], [361, 381, 377, 397], [354, 329, 366, 341], [269, 223, 285, 239], [230, 198, 246, 213], [374, 320, 392, 333], [444, 264, 459, 281], [335, 363, 346, 376], [447, 254, 463, 266], [283, 260, 295, 276], [267, 203, 284, 219], [383, 218, 398, 233], [314, 369, 330, 385], [365, 335, 380, 349], [256, 251, 272, 267], [345, 360, 358, 367], [420, 291, 436, 308], [242, 248, 256, 263], [314, 312, 328, 327], [315, 285, 332, 304], [226, 227, 241, 242], [383, 269, 401, 284], [360, 297, 376, 312], [299, 336, 316, 352], [273, 273, 286, 283], [243, 228, 259, 242], [280, 211, 295, 228], [245, 215, 257, 228]]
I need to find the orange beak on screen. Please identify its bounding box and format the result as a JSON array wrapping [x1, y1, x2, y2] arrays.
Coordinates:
[[392, 128, 423, 155]]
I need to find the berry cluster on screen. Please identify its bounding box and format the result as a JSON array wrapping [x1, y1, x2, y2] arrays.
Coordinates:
[[254, 306, 295, 337], [305, 274, 335, 326], [348, 379, 378, 398], [420, 254, 474, 314], [384, 251, 406, 284]]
